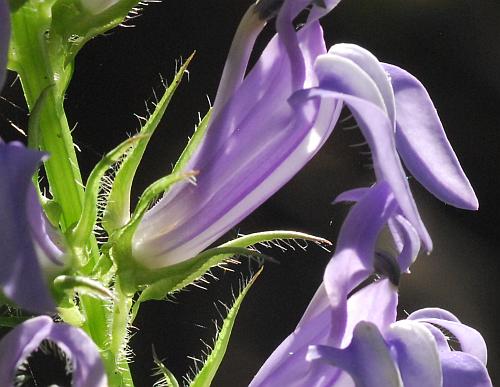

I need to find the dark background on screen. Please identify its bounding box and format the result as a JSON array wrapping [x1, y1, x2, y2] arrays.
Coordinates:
[[2, 0, 499, 385]]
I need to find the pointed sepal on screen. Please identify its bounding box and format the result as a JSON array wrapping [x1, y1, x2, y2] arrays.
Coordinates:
[[102, 54, 194, 233], [188, 268, 262, 387]]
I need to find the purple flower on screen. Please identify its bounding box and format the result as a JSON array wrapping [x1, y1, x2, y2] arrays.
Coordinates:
[[297, 43, 478, 251], [0, 316, 107, 386], [0, 0, 9, 89], [0, 142, 65, 314], [251, 183, 491, 386], [131, 0, 343, 268]]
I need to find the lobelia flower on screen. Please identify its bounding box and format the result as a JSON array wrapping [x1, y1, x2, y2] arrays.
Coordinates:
[[0, 316, 107, 386], [251, 183, 492, 386], [131, 0, 344, 269], [0, 141, 66, 314], [295, 43, 478, 251], [0, 0, 65, 314]]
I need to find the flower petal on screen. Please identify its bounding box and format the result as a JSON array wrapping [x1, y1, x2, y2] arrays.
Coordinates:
[[0, 142, 55, 314], [0, 0, 9, 89], [332, 187, 369, 204], [315, 53, 387, 114], [0, 316, 107, 387], [26, 188, 65, 270], [323, 182, 397, 344], [211, 5, 266, 122], [297, 282, 330, 328], [275, 0, 342, 88], [390, 214, 420, 272], [249, 285, 338, 387], [385, 320, 442, 387], [329, 44, 396, 126], [407, 307, 460, 322], [133, 23, 340, 268], [307, 321, 403, 387], [343, 279, 397, 347], [419, 319, 486, 365], [305, 52, 433, 250], [407, 308, 488, 365], [298, 81, 432, 250], [421, 322, 452, 353], [383, 63, 478, 210], [441, 352, 492, 387], [252, 279, 398, 385]]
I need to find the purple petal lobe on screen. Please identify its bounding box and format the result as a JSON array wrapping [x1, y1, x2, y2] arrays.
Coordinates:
[[0, 316, 107, 387], [385, 320, 442, 387], [0, 142, 56, 314], [26, 188, 66, 269], [421, 322, 452, 353], [0, 0, 9, 89], [383, 63, 478, 210], [391, 214, 420, 272], [249, 285, 338, 387], [441, 352, 492, 387], [332, 187, 369, 204], [211, 5, 266, 122], [343, 279, 397, 347], [323, 182, 397, 344], [297, 282, 330, 328], [329, 44, 396, 126], [315, 54, 387, 114], [407, 307, 461, 323], [418, 318, 487, 365], [300, 84, 432, 250], [307, 321, 403, 387], [407, 308, 487, 365]]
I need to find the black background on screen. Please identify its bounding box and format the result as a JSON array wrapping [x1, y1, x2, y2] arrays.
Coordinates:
[[2, 0, 500, 385]]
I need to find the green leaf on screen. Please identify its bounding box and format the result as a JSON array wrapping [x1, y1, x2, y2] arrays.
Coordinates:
[[129, 231, 330, 319], [172, 108, 211, 174], [130, 247, 267, 321], [27, 85, 53, 152], [69, 135, 143, 248], [152, 347, 180, 387], [220, 230, 331, 251], [102, 54, 195, 234], [53, 275, 115, 301], [189, 268, 263, 387], [42, 199, 63, 227]]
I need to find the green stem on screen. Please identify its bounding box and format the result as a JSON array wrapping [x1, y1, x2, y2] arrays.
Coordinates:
[[105, 281, 134, 386], [10, 5, 117, 381], [10, 7, 83, 230]]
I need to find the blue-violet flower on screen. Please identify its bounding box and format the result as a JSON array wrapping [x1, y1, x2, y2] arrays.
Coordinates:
[[296, 43, 478, 251], [0, 316, 107, 387], [131, 0, 343, 268], [251, 183, 491, 386], [0, 142, 65, 314]]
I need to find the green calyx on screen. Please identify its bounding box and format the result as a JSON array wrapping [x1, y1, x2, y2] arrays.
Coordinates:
[[102, 53, 195, 234]]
